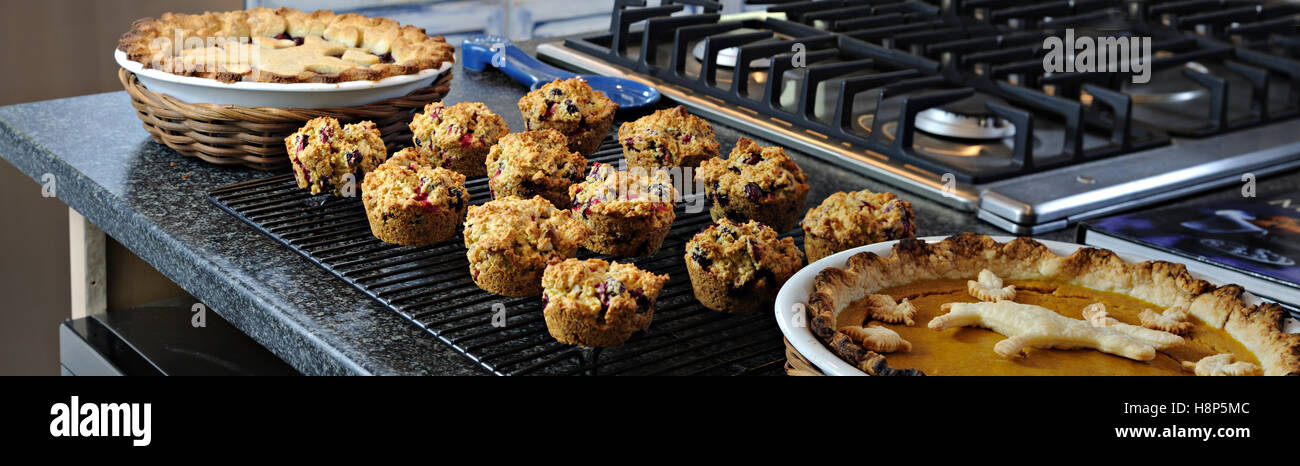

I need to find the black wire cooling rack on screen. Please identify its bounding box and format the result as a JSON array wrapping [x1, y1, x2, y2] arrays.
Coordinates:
[[207, 135, 801, 375]]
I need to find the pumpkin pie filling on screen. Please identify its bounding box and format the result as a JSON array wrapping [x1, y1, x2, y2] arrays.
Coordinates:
[[804, 234, 1300, 376], [837, 279, 1258, 376]]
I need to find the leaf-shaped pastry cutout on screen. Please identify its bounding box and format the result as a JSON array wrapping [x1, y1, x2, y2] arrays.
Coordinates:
[[1080, 302, 1112, 327], [862, 294, 917, 326], [841, 323, 912, 353], [1139, 306, 1193, 335], [967, 269, 1016, 302], [1182, 353, 1262, 376]]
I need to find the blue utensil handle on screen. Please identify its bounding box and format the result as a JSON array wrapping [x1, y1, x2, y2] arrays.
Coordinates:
[[462, 35, 576, 89]]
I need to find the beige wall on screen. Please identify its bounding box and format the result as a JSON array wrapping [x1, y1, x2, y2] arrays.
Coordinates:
[[0, 0, 243, 106], [0, 0, 239, 375]]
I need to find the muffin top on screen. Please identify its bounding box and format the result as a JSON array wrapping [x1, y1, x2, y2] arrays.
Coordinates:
[[487, 129, 588, 191], [285, 116, 387, 194], [618, 106, 720, 167], [362, 148, 468, 212], [409, 101, 509, 153], [464, 196, 589, 266], [341, 120, 386, 156], [518, 78, 617, 134], [569, 162, 677, 219], [287, 116, 343, 156], [801, 189, 916, 244], [696, 137, 808, 204], [685, 219, 804, 288], [542, 258, 669, 317]]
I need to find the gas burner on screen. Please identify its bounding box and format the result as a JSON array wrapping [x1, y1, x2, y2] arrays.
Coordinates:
[[691, 39, 770, 68], [545, 0, 1300, 234], [856, 112, 1043, 160], [914, 95, 1016, 140], [1121, 61, 1211, 104]]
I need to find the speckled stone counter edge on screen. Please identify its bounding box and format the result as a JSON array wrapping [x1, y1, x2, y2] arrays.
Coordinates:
[[0, 116, 375, 375]]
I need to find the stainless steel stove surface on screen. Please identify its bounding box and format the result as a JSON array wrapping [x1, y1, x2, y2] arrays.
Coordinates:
[[537, 0, 1300, 233]]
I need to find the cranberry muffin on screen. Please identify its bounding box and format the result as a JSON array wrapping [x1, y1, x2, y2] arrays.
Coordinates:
[[517, 78, 617, 156], [696, 137, 809, 232], [361, 148, 469, 246], [541, 258, 669, 347], [684, 219, 804, 313], [569, 162, 677, 257], [486, 129, 587, 208], [618, 106, 720, 169], [408, 101, 509, 177], [463, 196, 589, 297], [284, 117, 387, 196], [801, 189, 916, 262]]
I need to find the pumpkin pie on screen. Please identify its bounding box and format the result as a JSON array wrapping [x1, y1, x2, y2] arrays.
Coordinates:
[[805, 233, 1300, 376]]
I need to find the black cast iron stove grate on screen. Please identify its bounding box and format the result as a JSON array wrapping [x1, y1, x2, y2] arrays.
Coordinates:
[[208, 134, 798, 376], [562, 0, 1300, 183]]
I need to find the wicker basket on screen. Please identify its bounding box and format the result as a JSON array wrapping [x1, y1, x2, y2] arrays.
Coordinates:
[[119, 68, 454, 170], [784, 338, 827, 376]]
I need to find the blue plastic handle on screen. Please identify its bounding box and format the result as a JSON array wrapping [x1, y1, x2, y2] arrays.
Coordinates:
[[462, 35, 576, 90], [462, 35, 662, 109]]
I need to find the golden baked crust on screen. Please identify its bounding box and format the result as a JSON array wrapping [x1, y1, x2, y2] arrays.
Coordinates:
[[486, 129, 587, 209], [518, 78, 617, 156], [617, 106, 720, 169], [800, 189, 915, 262], [463, 196, 589, 297], [684, 219, 804, 313], [569, 162, 677, 257], [360, 148, 468, 246], [804, 233, 1299, 376], [697, 137, 809, 232], [284, 116, 386, 196], [1225, 301, 1300, 376], [409, 102, 508, 178], [541, 258, 669, 347], [117, 7, 454, 84]]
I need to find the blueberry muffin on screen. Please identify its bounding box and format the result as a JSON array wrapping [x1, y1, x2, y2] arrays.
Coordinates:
[[685, 219, 804, 313], [541, 258, 669, 347], [285, 117, 387, 196], [569, 162, 677, 257], [408, 101, 509, 177], [618, 106, 720, 169], [518, 78, 618, 156], [463, 196, 590, 297], [486, 129, 588, 209], [801, 189, 916, 262], [696, 137, 809, 232], [361, 148, 469, 246]]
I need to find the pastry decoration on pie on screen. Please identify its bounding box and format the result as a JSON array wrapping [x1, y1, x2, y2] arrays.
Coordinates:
[[859, 294, 917, 326], [1079, 303, 1185, 350], [841, 323, 912, 353], [930, 301, 1171, 361], [804, 233, 1300, 376], [117, 7, 454, 83], [1139, 306, 1194, 335], [1182, 353, 1263, 376], [967, 269, 1016, 302]]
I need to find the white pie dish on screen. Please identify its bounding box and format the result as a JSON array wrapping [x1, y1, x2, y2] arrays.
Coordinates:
[[114, 48, 452, 108], [773, 235, 1298, 376]]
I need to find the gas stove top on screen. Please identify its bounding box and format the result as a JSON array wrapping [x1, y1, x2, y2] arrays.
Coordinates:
[[537, 0, 1300, 233]]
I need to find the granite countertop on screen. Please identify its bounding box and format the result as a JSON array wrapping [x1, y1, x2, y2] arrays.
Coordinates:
[[3, 40, 1298, 375]]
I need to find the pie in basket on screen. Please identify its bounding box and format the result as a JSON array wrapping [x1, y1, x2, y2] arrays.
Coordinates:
[[117, 7, 454, 83], [805, 233, 1300, 376]]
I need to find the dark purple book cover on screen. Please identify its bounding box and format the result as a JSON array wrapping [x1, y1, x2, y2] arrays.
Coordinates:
[[1086, 195, 1300, 287]]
